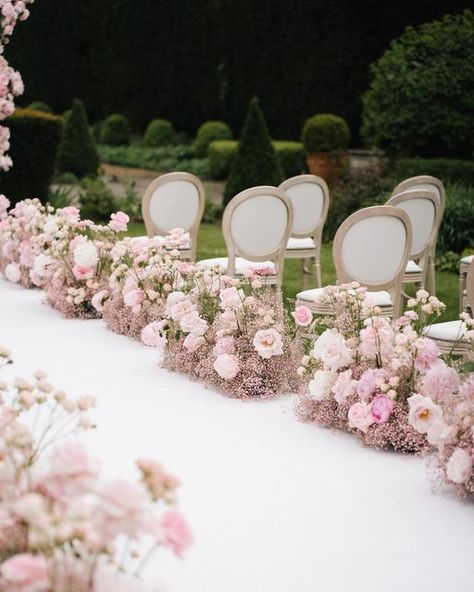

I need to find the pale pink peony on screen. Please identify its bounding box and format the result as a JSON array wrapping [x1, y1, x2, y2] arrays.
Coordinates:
[[312, 328, 353, 371], [370, 395, 396, 424], [0, 553, 49, 592], [348, 401, 374, 433], [332, 369, 358, 403], [180, 311, 208, 335], [308, 369, 337, 401], [213, 336, 235, 356], [170, 298, 195, 322], [91, 289, 109, 312], [292, 305, 313, 327], [73, 242, 98, 268], [108, 211, 129, 232], [253, 328, 283, 359], [4, 262, 21, 283], [446, 448, 472, 484], [407, 393, 443, 434], [420, 362, 460, 402], [414, 337, 440, 372], [219, 286, 243, 309], [72, 264, 95, 281], [152, 509, 193, 557], [213, 354, 239, 380]]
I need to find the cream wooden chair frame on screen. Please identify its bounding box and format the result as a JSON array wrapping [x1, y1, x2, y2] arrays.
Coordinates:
[[198, 186, 293, 289], [141, 172, 205, 261], [296, 206, 412, 319], [459, 255, 473, 313], [279, 174, 330, 290], [386, 190, 439, 295], [391, 175, 445, 295]]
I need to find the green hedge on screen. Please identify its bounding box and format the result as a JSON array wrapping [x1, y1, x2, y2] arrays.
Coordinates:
[[194, 121, 232, 157], [393, 158, 474, 186], [209, 139, 306, 180], [436, 183, 474, 255], [144, 119, 177, 147], [0, 108, 63, 204], [301, 114, 350, 153], [100, 113, 131, 146]]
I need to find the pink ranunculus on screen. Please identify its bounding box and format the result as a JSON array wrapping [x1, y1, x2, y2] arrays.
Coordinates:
[[183, 332, 206, 353], [152, 510, 193, 557], [141, 321, 167, 350], [253, 328, 283, 359], [4, 262, 21, 283], [356, 368, 387, 400], [420, 362, 460, 402], [91, 289, 109, 312], [312, 328, 353, 371], [348, 401, 374, 433], [72, 264, 95, 281], [291, 305, 313, 327], [446, 448, 472, 484], [123, 288, 144, 308], [414, 337, 440, 372], [370, 395, 396, 424], [108, 211, 129, 232], [332, 369, 357, 404], [213, 353, 239, 380], [407, 393, 443, 434], [0, 553, 49, 592], [212, 336, 235, 356]]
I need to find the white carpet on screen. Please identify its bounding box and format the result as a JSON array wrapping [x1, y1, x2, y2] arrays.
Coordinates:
[[0, 279, 472, 592]]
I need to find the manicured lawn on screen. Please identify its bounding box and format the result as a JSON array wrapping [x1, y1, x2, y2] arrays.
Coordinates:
[[127, 222, 460, 321]]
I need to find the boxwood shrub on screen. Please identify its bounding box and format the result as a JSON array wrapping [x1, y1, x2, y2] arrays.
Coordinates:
[[193, 121, 233, 157], [393, 158, 474, 186]]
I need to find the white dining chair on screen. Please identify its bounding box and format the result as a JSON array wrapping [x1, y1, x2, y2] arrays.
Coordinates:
[[391, 175, 445, 295], [279, 174, 330, 289], [141, 172, 205, 260], [424, 258, 474, 355], [386, 190, 439, 295], [459, 254, 473, 313], [197, 186, 294, 289], [296, 205, 412, 319]]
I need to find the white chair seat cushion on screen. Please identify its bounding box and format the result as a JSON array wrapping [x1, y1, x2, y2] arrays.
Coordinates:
[[297, 288, 392, 308], [424, 320, 467, 342], [461, 255, 473, 264], [405, 260, 422, 274], [197, 257, 276, 275], [286, 237, 315, 250], [131, 235, 190, 250]]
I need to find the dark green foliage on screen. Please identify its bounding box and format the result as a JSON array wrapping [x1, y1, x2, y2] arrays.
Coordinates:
[[302, 114, 350, 153], [9, 1, 467, 142], [98, 144, 209, 178], [100, 114, 131, 146], [56, 99, 99, 178], [0, 109, 63, 204], [27, 101, 53, 113], [143, 119, 177, 147], [273, 141, 306, 178], [78, 178, 141, 223], [224, 98, 283, 204], [436, 183, 474, 255], [47, 185, 73, 208], [362, 11, 474, 157], [202, 201, 224, 224], [193, 121, 233, 157], [393, 158, 474, 186]]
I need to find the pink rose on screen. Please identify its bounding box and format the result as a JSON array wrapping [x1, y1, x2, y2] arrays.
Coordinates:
[[332, 369, 357, 404], [141, 321, 167, 350], [91, 289, 108, 312], [407, 393, 443, 434], [151, 510, 193, 557], [253, 328, 283, 359], [72, 264, 94, 281], [292, 305, 313, 327], [183, 332, 206, 353], [348, 401, 374, 433], [213, 336, 235, 356], [357, 368, 387, 400], [414, 337, 440, 372], [1, 553, 49, 592], [213, 354, 239, 380], [370, 395, 396, 424], [108, 211, 129, 232], [180, 311, 208, 336], [123, 288, 144, 308], [219, 286, 243, 309]]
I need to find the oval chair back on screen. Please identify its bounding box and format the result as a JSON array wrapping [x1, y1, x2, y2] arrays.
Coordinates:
[[222, 186, 294, 288], [141, 172, 205, 260], [333, 205, 412, 317]]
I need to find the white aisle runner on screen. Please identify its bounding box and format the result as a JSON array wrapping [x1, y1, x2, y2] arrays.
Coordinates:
[[0, 280, 472, 592]]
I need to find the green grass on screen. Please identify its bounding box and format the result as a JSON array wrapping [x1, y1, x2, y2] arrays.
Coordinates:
[[127, 221, 460, 321]]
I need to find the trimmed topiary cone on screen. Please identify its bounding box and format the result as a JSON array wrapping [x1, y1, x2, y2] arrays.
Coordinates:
[[55, 99, 100, 179], [224, 97, 283, 205]]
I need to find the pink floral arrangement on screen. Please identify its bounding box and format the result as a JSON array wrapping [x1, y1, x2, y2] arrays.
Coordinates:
[[0, 197, 51, 287], [296, 285, 448, 452], [0, 346, 192, 590], [143, 267, 302, 398], [96, 230, 194, 340], [41, 208, 129, 318]]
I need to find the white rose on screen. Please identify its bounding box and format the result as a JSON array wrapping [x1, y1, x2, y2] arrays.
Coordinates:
[[308, 369, 337, 401], [4, 263, 21, 283], [446, 448, 472, 484], [73, 242, 99, 268], [313, 329, 353, 371], [33, 254, 51, 277], [213, 354, 239, 380], [407, 394, 443, 434], [253, 328, 283, 359], [332, 369, 357, 403]]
